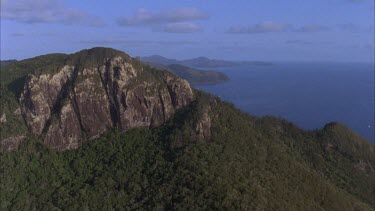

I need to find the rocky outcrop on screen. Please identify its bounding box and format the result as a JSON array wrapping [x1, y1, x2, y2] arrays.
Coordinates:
[[0, 114, 6, 123], [195, 107, 212, 141], [0, 135, 25, 151], [20, 65, 75, 135], [18, 48, 194, 150]]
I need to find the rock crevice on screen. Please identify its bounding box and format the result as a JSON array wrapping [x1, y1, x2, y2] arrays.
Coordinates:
[[18, 51, 194, 150]]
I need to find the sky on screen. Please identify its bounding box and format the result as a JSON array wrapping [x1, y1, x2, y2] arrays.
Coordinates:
[[1, 0, 374, 62]]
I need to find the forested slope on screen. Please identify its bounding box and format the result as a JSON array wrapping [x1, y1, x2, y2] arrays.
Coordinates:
[[0, 48, 373, 210], [1, 92, 374, 210]]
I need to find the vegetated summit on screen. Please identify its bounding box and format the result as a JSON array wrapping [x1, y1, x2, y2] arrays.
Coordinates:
[[0, 47, 374, 210]]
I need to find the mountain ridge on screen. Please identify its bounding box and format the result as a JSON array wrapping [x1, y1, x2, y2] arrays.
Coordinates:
[[1, 47, 195, 150], [0, 47, 374, 210]]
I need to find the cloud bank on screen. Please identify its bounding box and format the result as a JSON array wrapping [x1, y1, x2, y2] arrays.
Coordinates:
[[162, 23, 202, 33], [1, 0, 105, 27], [117, 8, 207, 33], [294, 24, 330, 32], [117, 8, 208, 26], [227, 22, 331, 34], [79, 39, 197, 47], [227, 22, 290, 33]]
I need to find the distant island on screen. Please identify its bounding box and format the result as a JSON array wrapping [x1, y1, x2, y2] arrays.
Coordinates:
[[141, 55, 272, 68], [140, 54, 272, 85], [142, 61, 229, 85]]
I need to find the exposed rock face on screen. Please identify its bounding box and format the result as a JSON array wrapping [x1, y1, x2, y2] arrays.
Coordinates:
[[0, 113, 6, 123], [0, 135, 25, 151], [19, 48, 194, 150], [13, 108, 21, 116], [20, 65, 75, 135], [195, 107, 212, 141]]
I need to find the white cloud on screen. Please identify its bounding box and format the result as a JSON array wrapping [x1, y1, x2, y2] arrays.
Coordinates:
[[117, 8, 208, 26], [227, 22, 333, 34], [294, 24, 331, 32], [79, 39, 197, 47], [286, 40, 334, 45], [162, 23, 201, 33], [227, 22, 291, 33], [1, 0, 105, 27], [286, 40, 314, 45]]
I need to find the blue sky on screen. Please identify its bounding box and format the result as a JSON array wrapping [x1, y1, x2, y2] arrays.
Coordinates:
[[1, 0, 374, 62]]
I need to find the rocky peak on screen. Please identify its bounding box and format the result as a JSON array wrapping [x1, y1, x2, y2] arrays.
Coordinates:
[[18, 47, 194, 150]]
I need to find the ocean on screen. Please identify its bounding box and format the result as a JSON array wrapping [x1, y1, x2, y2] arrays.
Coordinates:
[[195, 62, 375, 142]]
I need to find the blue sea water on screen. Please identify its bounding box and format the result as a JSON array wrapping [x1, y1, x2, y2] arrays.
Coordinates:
[[195, 62, 375, 142]]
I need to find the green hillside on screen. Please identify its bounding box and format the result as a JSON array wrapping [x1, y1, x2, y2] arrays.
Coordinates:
[[0, 50, 374, 210], [1, 92, 374, 210]]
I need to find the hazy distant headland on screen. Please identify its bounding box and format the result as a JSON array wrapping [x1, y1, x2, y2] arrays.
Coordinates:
[[140, 55, 272, 84], [141, 55, 272, 68], [142, 61, 229, 85]]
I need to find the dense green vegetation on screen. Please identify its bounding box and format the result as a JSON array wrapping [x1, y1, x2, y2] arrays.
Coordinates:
[[1, 49, 374, 210], [1, 92, 374, 210]]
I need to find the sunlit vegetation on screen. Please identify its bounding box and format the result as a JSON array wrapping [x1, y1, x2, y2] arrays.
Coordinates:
[[1, 92, 374, 210], [0, 51, 374, 210]]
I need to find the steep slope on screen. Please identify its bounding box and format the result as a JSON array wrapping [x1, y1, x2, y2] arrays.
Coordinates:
[[1, 53, 69, 149], [1, 47, 193, 150], [0, 47, 374, 210], [1, 92, 374, 210]]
